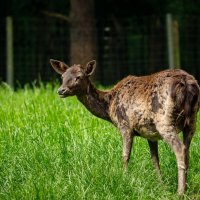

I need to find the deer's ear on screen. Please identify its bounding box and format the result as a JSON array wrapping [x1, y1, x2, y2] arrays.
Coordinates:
[[50, 59, 69, 74], [85, 60, 96, 76]]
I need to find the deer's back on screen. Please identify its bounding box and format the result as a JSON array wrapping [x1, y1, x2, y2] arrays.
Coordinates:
[[108, 69, 199, 140]]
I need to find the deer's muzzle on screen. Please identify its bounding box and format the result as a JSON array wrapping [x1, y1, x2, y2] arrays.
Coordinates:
[[57, 88, 71, 97]]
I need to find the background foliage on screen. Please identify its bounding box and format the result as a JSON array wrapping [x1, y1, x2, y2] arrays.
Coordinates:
[[1, 0, 200, 86]]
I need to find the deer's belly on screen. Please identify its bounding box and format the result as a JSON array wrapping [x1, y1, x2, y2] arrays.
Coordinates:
[[134, 124, 162, 141]]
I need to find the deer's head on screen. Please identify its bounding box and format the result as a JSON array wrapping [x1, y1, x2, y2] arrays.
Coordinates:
[[50, 59, 96, 98]]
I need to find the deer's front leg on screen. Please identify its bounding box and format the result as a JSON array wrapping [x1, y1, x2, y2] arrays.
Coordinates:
[[121, 128, 134, 171]]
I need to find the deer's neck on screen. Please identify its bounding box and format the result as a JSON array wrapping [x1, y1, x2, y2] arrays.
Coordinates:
[[77, 83, 111, 121]]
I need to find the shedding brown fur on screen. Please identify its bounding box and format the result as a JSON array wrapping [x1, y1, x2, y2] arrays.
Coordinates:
[[50, 59, 200, 195]]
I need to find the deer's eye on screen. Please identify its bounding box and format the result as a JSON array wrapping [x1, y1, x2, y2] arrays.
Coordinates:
[[75, 76, 81, 82]]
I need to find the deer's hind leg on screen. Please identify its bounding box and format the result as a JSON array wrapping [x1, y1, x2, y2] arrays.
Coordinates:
[[156, 124, 186, 195], [148, 140, 161, 177], [183, 117, 196, 175]]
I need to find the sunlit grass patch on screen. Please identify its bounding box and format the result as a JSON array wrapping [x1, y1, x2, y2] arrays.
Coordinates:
[[0, 84, 199, 199]]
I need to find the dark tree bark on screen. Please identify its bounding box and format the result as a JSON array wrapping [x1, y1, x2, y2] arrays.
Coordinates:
[[70, 0, 97, 68], [42, 0, 98, 79]]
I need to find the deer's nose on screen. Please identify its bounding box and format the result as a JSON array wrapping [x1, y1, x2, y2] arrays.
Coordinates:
[[57, 88, 66, 95]]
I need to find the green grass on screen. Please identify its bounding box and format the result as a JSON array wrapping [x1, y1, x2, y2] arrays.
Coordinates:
[[0, 83, 200, 200]]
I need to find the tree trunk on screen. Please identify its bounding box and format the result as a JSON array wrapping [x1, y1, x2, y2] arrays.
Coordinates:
[[70, 0, 97, 70]]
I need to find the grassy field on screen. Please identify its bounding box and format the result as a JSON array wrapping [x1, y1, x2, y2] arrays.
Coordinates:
[[0, 83, 200, 200]]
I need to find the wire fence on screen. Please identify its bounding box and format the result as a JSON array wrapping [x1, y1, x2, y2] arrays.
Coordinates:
[[0, 15, 200, 87]]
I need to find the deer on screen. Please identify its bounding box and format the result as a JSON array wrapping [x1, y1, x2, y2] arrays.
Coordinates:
[[50, 59, 200, 195]]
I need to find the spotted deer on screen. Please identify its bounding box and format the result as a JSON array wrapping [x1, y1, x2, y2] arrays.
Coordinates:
[[50, 59, 200, 195]]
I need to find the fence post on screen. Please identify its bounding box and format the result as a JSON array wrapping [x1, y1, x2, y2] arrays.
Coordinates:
[[166, 13, 180, 69], [6, 16, 14, 88]]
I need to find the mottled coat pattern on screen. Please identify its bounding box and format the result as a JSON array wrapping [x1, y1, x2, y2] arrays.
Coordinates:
[[50, 59, 200, 195]]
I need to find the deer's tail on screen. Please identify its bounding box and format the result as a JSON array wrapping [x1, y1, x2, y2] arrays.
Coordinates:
[[172, 75, 200, 126]]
